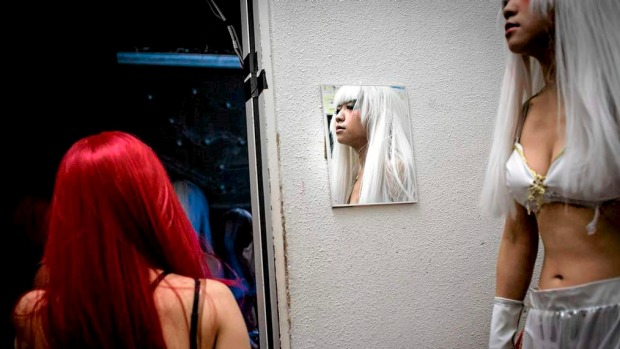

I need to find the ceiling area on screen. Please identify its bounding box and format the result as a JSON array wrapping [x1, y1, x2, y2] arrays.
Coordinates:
[[111, 0, 242, 54]]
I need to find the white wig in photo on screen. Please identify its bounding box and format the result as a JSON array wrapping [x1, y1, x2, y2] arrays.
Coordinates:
[[329, 85, 417, 205], [481, 0, 620, 217]]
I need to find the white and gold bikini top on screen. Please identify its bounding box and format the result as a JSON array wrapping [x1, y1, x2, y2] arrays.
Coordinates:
[[505, 100, 619, 234]]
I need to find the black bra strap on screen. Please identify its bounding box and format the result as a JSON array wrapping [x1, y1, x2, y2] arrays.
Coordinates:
[[190, 278, 200, 349], [150, 271, 169, 290]]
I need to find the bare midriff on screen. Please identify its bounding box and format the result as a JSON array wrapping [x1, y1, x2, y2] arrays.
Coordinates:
[[536, 201, 620, 290]]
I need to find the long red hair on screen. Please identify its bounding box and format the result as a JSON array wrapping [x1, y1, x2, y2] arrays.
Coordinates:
[[30, 131, 212, 348]]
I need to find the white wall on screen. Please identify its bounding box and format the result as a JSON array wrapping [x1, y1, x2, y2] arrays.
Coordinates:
[[255, 1, 510, 348]]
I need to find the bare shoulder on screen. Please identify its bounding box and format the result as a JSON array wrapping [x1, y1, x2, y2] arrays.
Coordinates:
[[153, 273, 236, 307], [14, 290, 46, 349], [203, 279, 237, 305], [202, 279, 251, 349], [152, 274, 236, 316], [153, 274, 248, 348], [15, 290, 45, 315], [156, 273, 196, 290]]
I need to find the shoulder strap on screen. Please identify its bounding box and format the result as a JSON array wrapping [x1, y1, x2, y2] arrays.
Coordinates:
[[515, 91, 543, 143], [515, 99, 530, 143], [190, 278, 200, 349], [150, 271, 169, 290]]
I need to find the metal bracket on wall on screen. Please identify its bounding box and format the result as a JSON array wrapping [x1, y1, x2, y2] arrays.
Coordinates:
[[243, 51, 268, 102], [244, 69, 268, 102]]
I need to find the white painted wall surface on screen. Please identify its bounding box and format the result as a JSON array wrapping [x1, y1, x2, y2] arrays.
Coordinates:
[[253, 1, 522, 348]]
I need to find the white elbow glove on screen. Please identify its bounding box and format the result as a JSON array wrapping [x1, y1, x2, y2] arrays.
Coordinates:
[[488, 296, 523, 349]]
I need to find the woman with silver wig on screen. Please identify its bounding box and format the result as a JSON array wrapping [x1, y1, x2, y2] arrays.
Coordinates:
[[329, 85, 417, 205], [482, 0, 620, 348]]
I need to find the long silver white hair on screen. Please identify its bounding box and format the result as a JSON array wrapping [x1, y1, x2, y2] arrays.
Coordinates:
[[329, 85, 417, 205], [481, 0, 620, 216]]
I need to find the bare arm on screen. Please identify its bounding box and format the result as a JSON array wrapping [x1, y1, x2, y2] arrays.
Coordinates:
[[496, 202, 539, 300], [208, 281, 251, 349]]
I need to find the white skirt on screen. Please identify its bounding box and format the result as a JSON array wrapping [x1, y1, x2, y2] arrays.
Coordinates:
[[522, 277, 620, 349]]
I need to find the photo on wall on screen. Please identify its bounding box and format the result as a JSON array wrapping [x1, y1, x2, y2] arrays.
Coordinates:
[[321, 84, 418, 207]]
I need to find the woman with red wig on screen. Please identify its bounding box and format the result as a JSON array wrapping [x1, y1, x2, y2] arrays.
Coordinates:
[[13, 131, 250, 349]]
